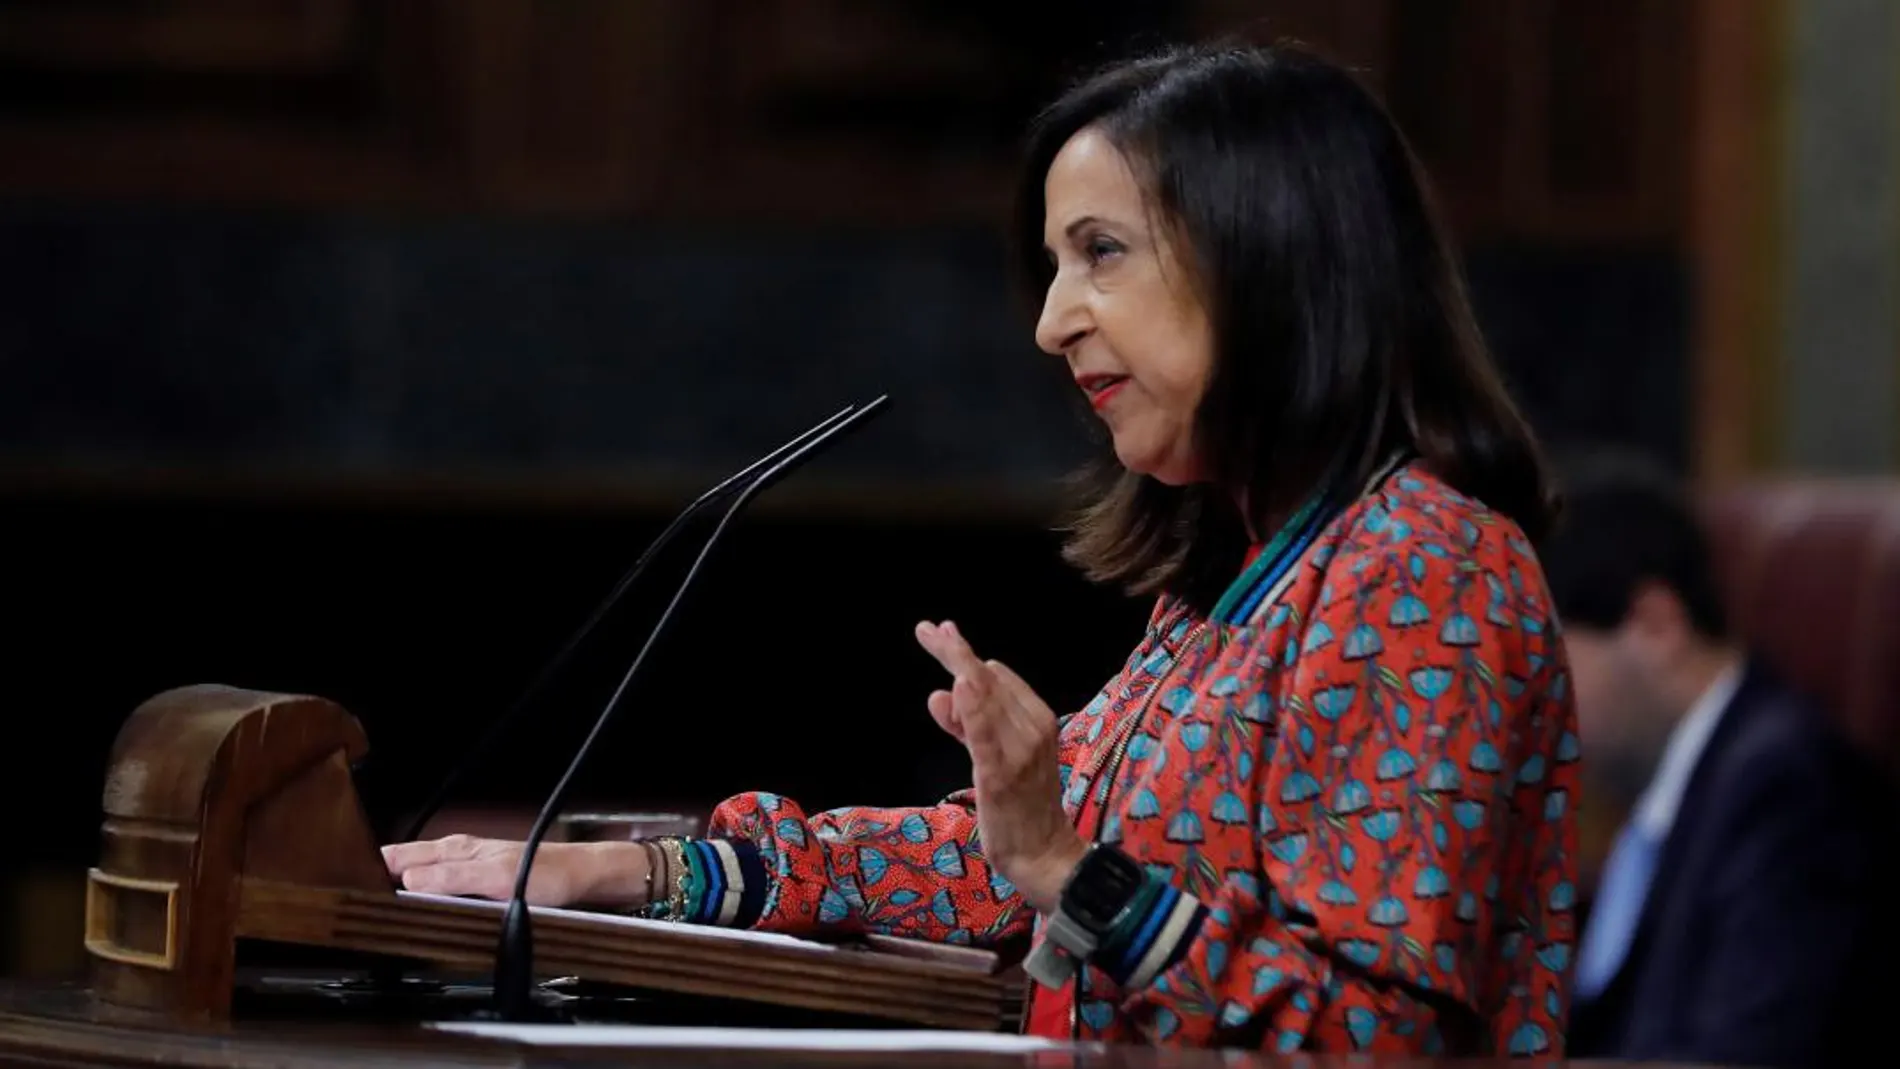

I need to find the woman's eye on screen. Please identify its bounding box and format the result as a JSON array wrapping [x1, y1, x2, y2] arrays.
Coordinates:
[[1085, 236, 1123, 265]]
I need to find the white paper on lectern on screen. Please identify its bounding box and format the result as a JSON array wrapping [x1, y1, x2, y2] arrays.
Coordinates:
[[430, 1022, 1062, 1053], [394, 890, 825, 951]]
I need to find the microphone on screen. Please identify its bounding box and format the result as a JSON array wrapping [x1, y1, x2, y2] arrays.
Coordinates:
[[487, 393, 891, 1020], [392, 403, 859, 846]]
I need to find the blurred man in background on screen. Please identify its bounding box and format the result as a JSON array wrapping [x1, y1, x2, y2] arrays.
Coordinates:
[[1542, 458, 1896, 1069]]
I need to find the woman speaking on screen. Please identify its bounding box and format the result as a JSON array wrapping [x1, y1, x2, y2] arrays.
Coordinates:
[[384, 42, 1580, 1054]]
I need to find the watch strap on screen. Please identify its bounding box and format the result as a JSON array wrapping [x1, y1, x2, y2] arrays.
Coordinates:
[[1023, 909, 1099, 989]]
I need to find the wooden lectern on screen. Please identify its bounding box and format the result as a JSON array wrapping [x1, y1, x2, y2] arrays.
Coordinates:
[[82, 684, 1012, 1031]]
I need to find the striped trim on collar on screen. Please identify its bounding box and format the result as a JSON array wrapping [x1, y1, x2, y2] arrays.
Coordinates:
[[1210, 454, 1411, 627]]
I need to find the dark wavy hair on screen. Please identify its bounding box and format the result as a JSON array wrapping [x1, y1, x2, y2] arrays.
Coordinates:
[[1540, 453, 1728, 639], [1012, 42, 1557, 611]]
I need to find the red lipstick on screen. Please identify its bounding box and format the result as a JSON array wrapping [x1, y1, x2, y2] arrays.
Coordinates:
[[1076, 373, 1130, 411]]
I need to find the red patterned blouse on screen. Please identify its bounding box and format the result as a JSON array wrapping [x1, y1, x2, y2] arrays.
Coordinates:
[[699, 462, 1580, 1053]]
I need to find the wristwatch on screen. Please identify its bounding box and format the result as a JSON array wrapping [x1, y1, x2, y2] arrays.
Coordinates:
[[1022, 844, 1147, 988]]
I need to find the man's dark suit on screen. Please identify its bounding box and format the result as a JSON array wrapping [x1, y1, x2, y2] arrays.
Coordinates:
[[1567, 658, 1898, 1068]]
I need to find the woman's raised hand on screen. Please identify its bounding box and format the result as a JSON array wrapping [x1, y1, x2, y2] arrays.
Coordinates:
[[380, 835, 649, 910], [914, 620, 1088, 914]]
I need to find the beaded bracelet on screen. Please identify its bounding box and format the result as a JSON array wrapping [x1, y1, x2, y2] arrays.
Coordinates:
[[632, 840, 658, 913], [641, 836, 693, 921]]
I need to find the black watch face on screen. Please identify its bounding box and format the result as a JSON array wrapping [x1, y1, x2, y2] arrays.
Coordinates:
[[1067, 847, 1145, 930]]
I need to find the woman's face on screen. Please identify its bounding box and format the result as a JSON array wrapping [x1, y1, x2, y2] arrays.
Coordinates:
[[1037, 127, 1214, 485]]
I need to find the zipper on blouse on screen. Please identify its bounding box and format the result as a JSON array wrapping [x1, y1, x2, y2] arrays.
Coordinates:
[[1067, 619, 1210, 1042], [1081, 620, 1208, 790]]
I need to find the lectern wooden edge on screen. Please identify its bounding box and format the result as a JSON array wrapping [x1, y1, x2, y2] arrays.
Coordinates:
[[82, 684, 1014, 1031]]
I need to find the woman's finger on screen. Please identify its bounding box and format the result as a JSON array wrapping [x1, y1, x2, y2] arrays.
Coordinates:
[[926, 689, 965, 740], [968, 661, 1037, 747], [984, 660, 1037, 705], [381, 834, 475, 875], [381, 842, 433, 875], [955, 673, 1007, 754], [399, 858, 511, 900], [985, 660, 1055, 733], [915, 620, 987, 679]]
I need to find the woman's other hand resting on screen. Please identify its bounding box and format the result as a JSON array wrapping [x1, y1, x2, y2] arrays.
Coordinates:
[[381, 834, 651, 910]]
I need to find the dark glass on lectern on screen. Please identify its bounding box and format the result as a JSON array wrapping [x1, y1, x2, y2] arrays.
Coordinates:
[[555, 812, 703, 843]]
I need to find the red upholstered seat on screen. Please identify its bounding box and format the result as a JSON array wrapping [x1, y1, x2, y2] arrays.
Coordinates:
[[1701, 480, 1900, 772]]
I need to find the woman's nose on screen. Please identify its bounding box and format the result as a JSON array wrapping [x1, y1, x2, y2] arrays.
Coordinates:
[[1034, 275, 1090, 356]]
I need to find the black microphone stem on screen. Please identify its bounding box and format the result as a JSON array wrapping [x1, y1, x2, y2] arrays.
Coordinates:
[[489, 394, 889, 1021], [393, 404, 857, 845]]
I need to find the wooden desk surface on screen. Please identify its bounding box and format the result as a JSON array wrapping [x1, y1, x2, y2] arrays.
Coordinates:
[[0, 977, 1709, 1069]]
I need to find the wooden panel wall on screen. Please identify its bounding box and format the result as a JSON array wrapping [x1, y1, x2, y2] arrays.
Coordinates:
[[0, 0, 688, 214], [0, 0, 1692, 242], [1686, 0, 1786, 481], [0, 0, 1740, 482], [1381, 0, 1688, 243]]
